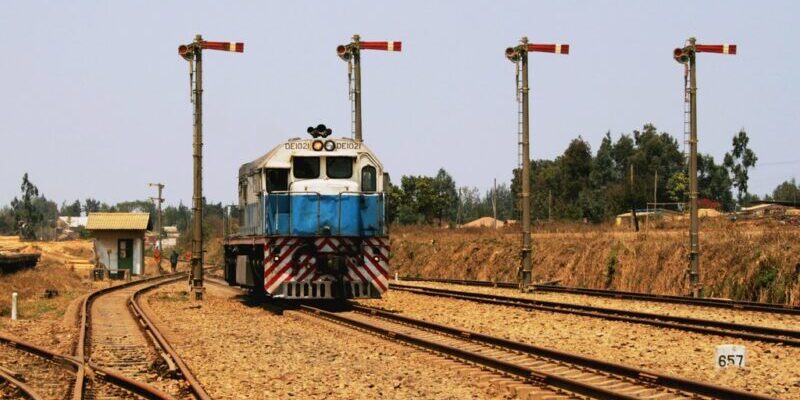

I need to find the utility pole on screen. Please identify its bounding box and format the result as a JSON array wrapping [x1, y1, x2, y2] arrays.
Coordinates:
[[630, 163, 639, 232], [492, 178, 497, 229], [148, 182, 164, 274], [337, 35, 402, 143], [178, 35, 244, 300], [674, 38, 737, 298], [505, 38, 569, 291], [548, 190, 552, 222]]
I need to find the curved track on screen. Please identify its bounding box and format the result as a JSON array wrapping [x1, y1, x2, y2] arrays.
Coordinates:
[[398, 276, 800, 315], [0, 273, 209, 400], [390, 283, 800, 347], [0, 335, 79, 400], [76, 273, 211, 400]]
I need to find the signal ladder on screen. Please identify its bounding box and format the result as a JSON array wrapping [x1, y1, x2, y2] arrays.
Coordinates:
[[515, 60, 524, 184]]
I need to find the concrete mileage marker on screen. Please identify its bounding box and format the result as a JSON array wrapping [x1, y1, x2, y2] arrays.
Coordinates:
[[715, 344, 746, 368]]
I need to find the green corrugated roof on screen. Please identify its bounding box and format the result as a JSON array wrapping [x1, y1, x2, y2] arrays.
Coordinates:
[[87, 212, 150, 231]]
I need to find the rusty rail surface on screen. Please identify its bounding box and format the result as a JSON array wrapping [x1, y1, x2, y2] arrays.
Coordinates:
[[74, 272, 188, 400], [390, 283, 800, 347], [130, 275, 213, 400], [0, 364, 44, 400], [299, 303, 776, 400], [0, 334, 81, 400], [398, 276, 800, 315]]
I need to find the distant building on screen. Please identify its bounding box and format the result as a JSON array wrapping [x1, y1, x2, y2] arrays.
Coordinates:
[[739, 203, 791, 218], [87, 212, 151, 276], [56, 216, 89, 240], [615, 209, 683, 226], [146, 225, 181, 249], [57, 216, 88, 229]]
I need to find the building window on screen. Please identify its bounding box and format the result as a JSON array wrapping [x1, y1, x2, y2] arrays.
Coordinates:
[[361, 165, 377, 192], [293, 157, 320, 179], [326, 157, 354, 179]]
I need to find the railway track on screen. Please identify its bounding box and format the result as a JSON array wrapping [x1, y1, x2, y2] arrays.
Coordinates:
[[0, 273, 209, 400], [201, 279, 775, 399], [0, 335, 79, 400], [76, 272, 211, 400], [297, 303, 776, 400], [399, 276, 800, 315], [390, 283, 800, 347]]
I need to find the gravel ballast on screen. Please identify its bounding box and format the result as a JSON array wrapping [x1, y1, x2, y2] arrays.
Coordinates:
[[146, 283, 505, 399], [397, 281, 800, 331], [360, 289, 800, 399]]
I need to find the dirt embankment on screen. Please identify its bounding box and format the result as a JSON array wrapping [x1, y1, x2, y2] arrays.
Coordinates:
[[390, 224, 800, 304]]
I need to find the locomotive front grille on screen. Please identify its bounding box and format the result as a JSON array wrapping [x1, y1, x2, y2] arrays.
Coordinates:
[[275, 281, 372, 299]]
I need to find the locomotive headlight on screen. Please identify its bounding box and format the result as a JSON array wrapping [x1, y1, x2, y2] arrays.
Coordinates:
[[324, 140, 336, 151], [312, 140, 324, 151]]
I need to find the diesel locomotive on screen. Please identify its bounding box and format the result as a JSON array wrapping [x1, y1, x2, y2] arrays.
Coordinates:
[[222, 124, 389, 299]]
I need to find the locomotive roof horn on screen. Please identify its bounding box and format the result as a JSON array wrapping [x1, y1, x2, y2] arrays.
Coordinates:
[[307, 124, 333, 138]]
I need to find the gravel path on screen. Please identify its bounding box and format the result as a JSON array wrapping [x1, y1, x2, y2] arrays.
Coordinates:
[[145, 283, 506, 399], [399, 281, 800, 331], [360, 290, 800, 399]]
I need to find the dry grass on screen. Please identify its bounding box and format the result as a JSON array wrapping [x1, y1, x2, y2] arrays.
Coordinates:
[[0, 260, 89, 319], [391, 221, 800, 304], [0, 238, 95, 319]]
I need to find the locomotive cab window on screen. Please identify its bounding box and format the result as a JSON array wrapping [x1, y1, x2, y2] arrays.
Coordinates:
[[361, 165, 377, 192], [326, 157, 354, 179], [266, 168, 289, 192], [293, 157, 320, 179]]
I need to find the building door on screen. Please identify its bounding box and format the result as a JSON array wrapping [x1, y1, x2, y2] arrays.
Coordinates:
[[118, 239, 134, 271]]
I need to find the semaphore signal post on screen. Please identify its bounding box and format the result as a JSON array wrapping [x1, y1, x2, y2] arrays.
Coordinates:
[[505, 37, 569, 291]]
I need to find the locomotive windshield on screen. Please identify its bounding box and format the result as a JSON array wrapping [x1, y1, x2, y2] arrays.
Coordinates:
[[326, 157, 354, 179], [293, 157, 320, 179]]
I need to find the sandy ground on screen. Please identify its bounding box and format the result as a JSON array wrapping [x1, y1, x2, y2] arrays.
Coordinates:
[[359, 290, 800, 399], [399, 280, 800, 331], [145, 283, 507, 400]]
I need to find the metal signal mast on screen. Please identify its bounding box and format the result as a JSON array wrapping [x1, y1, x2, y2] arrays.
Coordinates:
[[336, 35, 402, 143], [505, 38, 569, 291], [673, 38, 736, 298], [178, 35, 244, 300]]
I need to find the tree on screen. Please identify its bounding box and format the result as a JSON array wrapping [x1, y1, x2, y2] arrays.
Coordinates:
[[432, 168, 458, 226], [10, 173, 44, 240], [698, 154, 735, 211], [60, 200, 82, 217], [84, 198, 101, 214], [0, 207, 15, 235], [723, 129, 758, 207], [667, 171, 687, 204], [771, 179, 800, 204]]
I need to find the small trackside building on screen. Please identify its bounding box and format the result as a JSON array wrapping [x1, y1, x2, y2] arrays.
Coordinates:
[[87, 212, 152, 276]]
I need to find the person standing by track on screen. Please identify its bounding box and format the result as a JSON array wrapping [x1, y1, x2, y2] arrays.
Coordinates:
[[170, 249, 179, 273]]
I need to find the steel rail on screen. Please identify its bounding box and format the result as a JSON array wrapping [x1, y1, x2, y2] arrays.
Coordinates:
[[75, 273, 188, 400], [130, 275, 213, 400], [390, 283, 800, 347], [0, 335, 80, 400], [350, 304, 777, 400], [298, 304, 641, 400], [398, 276, 800, 315], [0, 365, 44, 400]]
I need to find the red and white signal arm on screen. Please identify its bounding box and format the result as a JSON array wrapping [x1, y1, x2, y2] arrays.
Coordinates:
[[526, 43, 570, 54], [201, 41, 245, 53], [358, 41, 402, 52], [695, 44, 737, 55]]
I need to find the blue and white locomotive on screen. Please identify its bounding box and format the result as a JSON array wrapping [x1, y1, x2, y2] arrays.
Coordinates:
[[223, 124, 390, 299]]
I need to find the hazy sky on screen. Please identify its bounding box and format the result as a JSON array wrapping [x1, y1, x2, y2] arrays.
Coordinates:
[[1, 1, 798, 207]]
